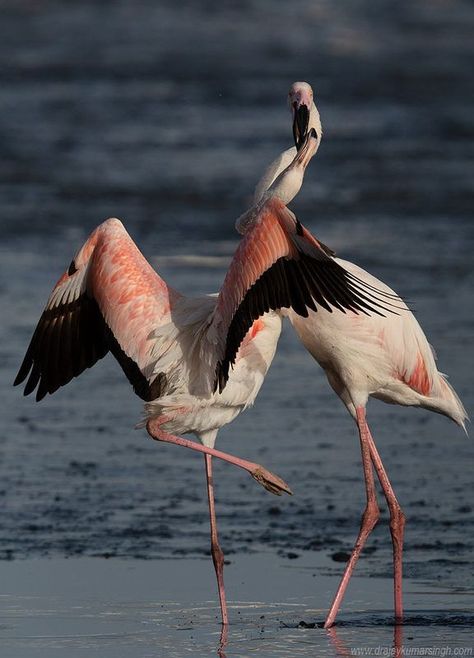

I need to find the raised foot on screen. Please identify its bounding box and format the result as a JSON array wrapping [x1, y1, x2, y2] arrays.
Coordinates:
[[251, 466, 292, 496]]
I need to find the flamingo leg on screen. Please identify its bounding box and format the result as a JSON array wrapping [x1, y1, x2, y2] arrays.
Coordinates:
[[146, 419, 292, 496], [218, 623, 229, 658], [324, 406, 380, 628], [364, 420, 405, 623], [204, 454, 228, 626]]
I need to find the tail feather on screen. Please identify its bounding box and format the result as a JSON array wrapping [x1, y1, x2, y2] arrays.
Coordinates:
[[433, 373, 469, 434]]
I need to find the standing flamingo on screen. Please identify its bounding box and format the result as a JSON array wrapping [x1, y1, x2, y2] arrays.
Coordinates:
[[253, 81, 468, 628], [14, 130, 391, 627]]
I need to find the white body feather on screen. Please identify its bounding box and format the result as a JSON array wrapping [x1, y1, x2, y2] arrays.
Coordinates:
[[144, 305, 282, 447], [287, 259, 467, 429]]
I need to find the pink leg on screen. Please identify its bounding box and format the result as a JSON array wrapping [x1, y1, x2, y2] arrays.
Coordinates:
[[218, 623, 229, 658], [205, 454, 228, 626], [364, 422, 405, 623], [324, 406, 380, 628], [146, 419, 292, 496]]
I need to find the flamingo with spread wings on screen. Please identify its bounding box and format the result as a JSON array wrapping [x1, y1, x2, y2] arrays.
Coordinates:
[[15, 130, 392, 626], [254, 81, 468, 628]]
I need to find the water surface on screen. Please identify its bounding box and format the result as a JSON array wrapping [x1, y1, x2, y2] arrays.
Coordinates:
[[0, 1, 473, 655]]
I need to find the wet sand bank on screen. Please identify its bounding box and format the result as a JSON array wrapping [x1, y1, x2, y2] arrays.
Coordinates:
[[1, 552, 472, 657]]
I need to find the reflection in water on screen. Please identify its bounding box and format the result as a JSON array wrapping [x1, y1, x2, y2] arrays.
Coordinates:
[[214, 615, 411, 657], [218, 623, 228, 658], [394, 625, 403, 657], [1, 1, 473, 656], [327, 623, 403, 657], [327, 626, 352, 657], [1, 0, 473, 596]]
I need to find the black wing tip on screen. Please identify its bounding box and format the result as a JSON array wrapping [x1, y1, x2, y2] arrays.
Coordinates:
[[345, 272, 409, 308], [214, 359, 233, 394], [14, 295, 112, 404], [344, 276, 406, 316], [35, 389, 48, 402], [217, 251, 404, 391], [13, 372, 26, 387], [14, 364, 42, 394], [14, 350, 34, 387]]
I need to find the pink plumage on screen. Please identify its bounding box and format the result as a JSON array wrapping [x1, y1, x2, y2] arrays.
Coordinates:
[[15, 157, 391, 626], [277, 80, 468, 628]]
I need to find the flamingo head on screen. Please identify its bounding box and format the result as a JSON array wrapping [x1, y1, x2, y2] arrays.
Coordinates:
[[288, 81, 315, 151]]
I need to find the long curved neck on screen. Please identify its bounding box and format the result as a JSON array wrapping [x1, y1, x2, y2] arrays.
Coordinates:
[[236, 129, 318, 235], [253, 101, 322, 204], [236, 101, 322, 236], [266, 130, 318, 204]]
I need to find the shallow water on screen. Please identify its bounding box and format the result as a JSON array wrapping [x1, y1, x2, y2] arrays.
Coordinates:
[[0, 1, 473, 655], [2, 224, 473, 580], [1, 555, 473, 658]]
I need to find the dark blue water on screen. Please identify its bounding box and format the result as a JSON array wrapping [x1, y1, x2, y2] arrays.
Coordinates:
[[0, 0, 473, 594]]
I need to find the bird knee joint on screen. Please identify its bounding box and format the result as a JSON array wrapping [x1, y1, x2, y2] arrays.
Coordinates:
[[146, 417, 168, 440], [390, 506, 406, 533], [146, 419, 158, 438], [362, 502, 380, 527], [211, 543, 225, 570]]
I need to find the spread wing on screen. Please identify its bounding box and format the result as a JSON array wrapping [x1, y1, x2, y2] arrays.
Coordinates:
[[206, 197, 401, 392], [14, 218, 180, 402]]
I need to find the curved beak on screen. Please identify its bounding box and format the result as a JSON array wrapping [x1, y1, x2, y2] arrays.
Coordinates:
[[292, 103, 310, 151], [294, 127, 318, 167]]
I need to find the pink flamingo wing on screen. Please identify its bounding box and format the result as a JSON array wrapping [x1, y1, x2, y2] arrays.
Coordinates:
[[211, 198, 395, 392], [14, 218, 179, 401]]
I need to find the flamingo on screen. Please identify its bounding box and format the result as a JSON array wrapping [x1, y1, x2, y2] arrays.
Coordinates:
[[254, 81, 468, 628], [253, 81, 323, 205], [14, 130, 392, 627]]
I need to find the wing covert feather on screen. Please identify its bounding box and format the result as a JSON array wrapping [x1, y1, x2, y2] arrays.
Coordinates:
[[15, 218, 179, 401], [208, 198, 401, 392]]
